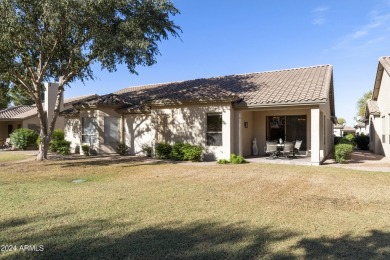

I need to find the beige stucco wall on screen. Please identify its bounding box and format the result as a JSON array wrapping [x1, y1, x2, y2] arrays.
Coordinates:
[[63, 104, 233, 160], [97, 108, 122, 154], [124, 114, 153, 156], [64, 117, 81, 153], [152, 103, 233, 160], [22, 116, 40, 129], [376, 70, 390, 157], [369, 115, 383, 154], [319, 102, 334, 161]]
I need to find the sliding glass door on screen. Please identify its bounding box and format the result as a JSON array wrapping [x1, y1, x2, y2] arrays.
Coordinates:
[[267, 115, 307, 150]]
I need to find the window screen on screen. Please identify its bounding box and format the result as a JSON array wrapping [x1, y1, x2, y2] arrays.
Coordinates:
[[207, 114, 222, 146], [82, 117, 97, 144]]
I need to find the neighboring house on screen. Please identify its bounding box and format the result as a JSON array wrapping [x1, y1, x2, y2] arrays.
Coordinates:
[[354, 120, 367, 135], [61, 64, 336, 165], [0, 83, 97, 145], [333, 124, 356, 137], [333, 124, 343, 137], [365, 56, 390, 157]]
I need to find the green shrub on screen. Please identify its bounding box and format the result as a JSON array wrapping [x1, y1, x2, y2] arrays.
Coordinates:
[[82, 144, 90, 156], [155, 143, 172, 159], [142, 144, 152, 157], [338, 138, 353, 145], [217, 159, 230, 164], [354, 134, 369, 150], [182, 144, 203, 162], [345, 133, 355, 142], [230, 154, 247, 164], [171, 142, 185, 161], [56, 140, 71, 155], [116, 142, 129, 155], [9, 128, 38, 150], [334, 143, 353, 163], [36, 129, 68, 153], [51, 129, 65, 142]]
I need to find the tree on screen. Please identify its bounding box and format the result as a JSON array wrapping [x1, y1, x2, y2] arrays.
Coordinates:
[[356, 90, 373, 118], [336, 117, 346, 125], [0, 81, 11, 109], [0, 0, 180, 160], [8, 83, 37, 105]]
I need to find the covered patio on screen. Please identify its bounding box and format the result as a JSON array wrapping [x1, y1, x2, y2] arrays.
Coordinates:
[[234, 105, 335, 165]]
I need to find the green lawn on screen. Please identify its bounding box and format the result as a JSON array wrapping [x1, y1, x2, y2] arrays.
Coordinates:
[[1, 157, 390, 259]]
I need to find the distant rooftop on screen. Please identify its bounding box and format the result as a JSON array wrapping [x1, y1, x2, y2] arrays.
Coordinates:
[[0, 94, 98, 120]]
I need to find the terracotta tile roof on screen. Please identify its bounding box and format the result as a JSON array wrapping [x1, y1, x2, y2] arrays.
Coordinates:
[[112, 65, 332, 106], [76, 65, 331, 112], [367, 100, 380, 115], [333, 124, 344, 129], [379, 56, 390, 75], [373, 57, 390, 101], [343, 126, 356, 132], [0, 105, 35, 119], [64, 94, 98, 106]]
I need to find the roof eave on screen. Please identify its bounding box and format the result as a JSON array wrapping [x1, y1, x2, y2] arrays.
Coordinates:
[[234, 100, 327, 109]]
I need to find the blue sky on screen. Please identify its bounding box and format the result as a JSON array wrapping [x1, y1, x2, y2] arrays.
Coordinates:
[[66, 0, 390, 125]]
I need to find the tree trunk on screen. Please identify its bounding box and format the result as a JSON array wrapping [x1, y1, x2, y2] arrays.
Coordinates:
[[36, 135, 50, 160]]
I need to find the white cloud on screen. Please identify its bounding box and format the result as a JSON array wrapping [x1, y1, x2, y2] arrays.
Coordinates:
[[333, 11, 390, 50], [311, 6, 329, 25]]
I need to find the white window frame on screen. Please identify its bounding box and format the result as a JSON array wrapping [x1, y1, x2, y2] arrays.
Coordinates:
[[82, 117, 97, 145]]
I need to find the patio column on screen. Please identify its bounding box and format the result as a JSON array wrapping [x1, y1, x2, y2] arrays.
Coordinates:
[[238, 111, 243, 156], [311, 108, 320, 165]]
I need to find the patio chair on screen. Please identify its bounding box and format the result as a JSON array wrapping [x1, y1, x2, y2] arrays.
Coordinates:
[[293, 140, 302, 157], [265, 141, 278, 159], [281, 141, 294, 159]]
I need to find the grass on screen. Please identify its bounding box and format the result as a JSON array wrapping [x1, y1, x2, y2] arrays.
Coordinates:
[[0, 151, 34, 162], [1, 156, 390, 259]]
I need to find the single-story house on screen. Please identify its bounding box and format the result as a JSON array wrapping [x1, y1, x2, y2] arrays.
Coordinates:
[[333, 124, 356, 137], [365, 56, 390, 157], [0, 83, 97, 145], [62, 64, 336, 165]]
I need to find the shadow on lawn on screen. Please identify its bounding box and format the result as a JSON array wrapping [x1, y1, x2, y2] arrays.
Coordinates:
[[295, 230, 390, 259], [46, 156, 173, 168], [3, 216, 390, 259], [5, 218, 296, 259]]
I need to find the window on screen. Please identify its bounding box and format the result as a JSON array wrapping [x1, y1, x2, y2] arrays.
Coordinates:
[[104, 117, 119, 144], [207, 113, 222, 146], [382, 116, 386, 143], [27, 124, 40, 133], [267, 115, 307, 150], [82, 117, 97, 144]]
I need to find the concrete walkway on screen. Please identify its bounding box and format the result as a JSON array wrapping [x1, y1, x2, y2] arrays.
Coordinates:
[[322, 150, 390, 172]]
